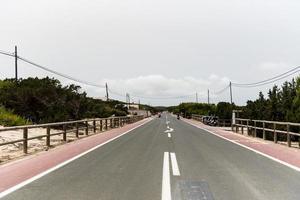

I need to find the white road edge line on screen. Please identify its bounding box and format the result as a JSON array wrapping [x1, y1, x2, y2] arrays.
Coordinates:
[[184, 120, 300, 172], [170, 152, 180, 176], [0, 118, 153, 199], [162, 152, 171, 200], [168, 133, 171, 138]]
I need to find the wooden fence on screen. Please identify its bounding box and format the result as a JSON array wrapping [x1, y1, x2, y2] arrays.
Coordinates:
[[191, 114, 231, 127], [0, 115, 144, 154], [233, 118, 300, 148]]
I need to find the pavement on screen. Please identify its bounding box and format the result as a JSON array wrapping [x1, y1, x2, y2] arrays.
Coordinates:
[[1, 113, 300, 200]]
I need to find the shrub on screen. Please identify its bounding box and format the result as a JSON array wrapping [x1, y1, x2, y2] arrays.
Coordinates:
[[0, 106, 30, 126]]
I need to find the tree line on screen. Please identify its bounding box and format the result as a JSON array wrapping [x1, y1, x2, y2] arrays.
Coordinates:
[[168, 76, 300, 123], [0, 77, 129, 125]]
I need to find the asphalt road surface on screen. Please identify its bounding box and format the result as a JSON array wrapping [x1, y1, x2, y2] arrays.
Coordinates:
[[2, 113, 300, 200]]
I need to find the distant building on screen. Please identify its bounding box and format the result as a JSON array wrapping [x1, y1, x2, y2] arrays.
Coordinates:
[[128, 103, 139, 110]]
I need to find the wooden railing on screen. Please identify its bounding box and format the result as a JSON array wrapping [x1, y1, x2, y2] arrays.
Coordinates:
[[191, 114, 231, 127], [0, 115, 144, 154], [191, 114, 203, 121], [233, 118, 300, 148]]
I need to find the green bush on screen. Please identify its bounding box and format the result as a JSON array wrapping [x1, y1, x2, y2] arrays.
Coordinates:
[[0, 78, 130, 123], [0, 106, 30, 126]]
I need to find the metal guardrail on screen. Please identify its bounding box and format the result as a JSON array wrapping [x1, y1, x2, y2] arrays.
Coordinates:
[[0, 115, 144, 154], [233, 118, 300, 148], [191, 114, 232, 127]]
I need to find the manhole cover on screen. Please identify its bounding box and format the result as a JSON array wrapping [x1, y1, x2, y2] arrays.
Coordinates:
[[174, 180, 214, 200]]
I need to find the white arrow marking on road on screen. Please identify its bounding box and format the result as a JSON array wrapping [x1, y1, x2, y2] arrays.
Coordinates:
[[164, 128, 174, 133], [168, 133, 171, 138]]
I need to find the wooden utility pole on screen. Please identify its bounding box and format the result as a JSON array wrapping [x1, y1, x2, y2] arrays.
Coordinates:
[[196, 92, 198, 103], [126, 93, 130, 109], [105, 83, 109, 101], [229, 81, 233, 104], [15, 46, 18, 81], [208, 89, 210, 104], [138, 99, 140, 109]]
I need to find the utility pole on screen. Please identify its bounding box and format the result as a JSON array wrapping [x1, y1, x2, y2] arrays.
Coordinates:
[[208, 89, 210, 104], [138, 99, 140, 110], [126, 93, 130, 109], [229, 81, 233, 104], [105, 83, 109, 101], [15, 46, 18, 81], [196, 92, 198, 103], [128, 93, 130, 109]]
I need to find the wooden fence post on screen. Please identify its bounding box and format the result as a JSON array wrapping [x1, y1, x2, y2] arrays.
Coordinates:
[[299, 129, 300, 148], [254, 121, 257, 137], [273, 123, 277, 143], [263, 122, 266, 140], [76, 122, 79, 138], [100, 120, 103, 131], [46, 126, 51, 147], [105, 119, 108, 130], [287, 124, 291, 147], [85, 121, 88, 135], [241, 121, 244, 134], [246, 120, 249, 136], [63, 124, 67, 141], [110, 118, 113, 128], [23, 128, 28, 154], [93, 120, 96, 133]]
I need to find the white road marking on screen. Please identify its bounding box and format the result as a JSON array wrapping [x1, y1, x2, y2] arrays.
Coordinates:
[[170, 153, 180, 176], [0, 118, 153, 198], [167, 125, 170, 129], [184, 120, 300, 172], [164, 128, 174, 133], [162, 152, 172, 200], [168, 133, 171, 138]]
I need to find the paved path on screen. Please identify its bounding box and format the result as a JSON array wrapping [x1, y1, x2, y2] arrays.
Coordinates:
[[1, 114, 300, 200]]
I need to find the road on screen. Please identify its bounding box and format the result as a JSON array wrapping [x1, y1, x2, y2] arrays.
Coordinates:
[[2, 113, 300, 200]]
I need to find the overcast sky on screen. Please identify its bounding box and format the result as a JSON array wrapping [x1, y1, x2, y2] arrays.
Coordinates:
[[1, 0, 300, 106]]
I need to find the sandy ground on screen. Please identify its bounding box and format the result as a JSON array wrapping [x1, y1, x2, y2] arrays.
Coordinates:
[[0, 121, 105, 164]]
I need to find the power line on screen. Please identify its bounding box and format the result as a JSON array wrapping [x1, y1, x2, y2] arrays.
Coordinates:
[[213, 84, 230, 95], [129, 93, 195, 100], [232, 66, 300, 87], [212, 66, 300, 103], [17, 56, 106, 88], [0, 50, 14, 57], [109, 88, 194, 100], [2, 48, 300, 103], [232, 68, 300, 88]]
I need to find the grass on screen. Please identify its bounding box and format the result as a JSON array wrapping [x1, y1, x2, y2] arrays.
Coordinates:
[[0, 106, 30, 126]]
